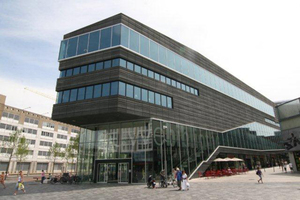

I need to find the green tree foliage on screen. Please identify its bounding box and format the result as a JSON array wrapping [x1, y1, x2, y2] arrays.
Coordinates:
[[15, 136, 30, 164], [47, 142, 62, 173], [64, 135, 79, 173]]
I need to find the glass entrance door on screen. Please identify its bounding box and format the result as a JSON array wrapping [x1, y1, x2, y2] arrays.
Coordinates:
[[118, 163, 128, 183], [97, 163, 108, 183], [107, 163, 117, 183]]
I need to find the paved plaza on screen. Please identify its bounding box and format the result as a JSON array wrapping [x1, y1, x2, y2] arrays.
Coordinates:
[[0, 168, 299, 200]]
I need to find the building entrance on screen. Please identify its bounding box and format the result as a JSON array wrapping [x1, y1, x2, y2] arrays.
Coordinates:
[[95, 159, 131, 183]]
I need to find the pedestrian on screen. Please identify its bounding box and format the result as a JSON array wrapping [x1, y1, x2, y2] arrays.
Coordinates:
[[256, 167, 263, 184], [176, 167, 182, 191], [0, 172, 6, 189], [284, 161, 288, 173], [41, 170, 46, 184], [289, 162, 293, 172], [181, 170, 188, 191], [14, 171, 26, 196]]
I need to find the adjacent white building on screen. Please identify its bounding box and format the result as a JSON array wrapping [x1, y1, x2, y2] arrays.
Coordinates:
[[0, 94, 79, 174]]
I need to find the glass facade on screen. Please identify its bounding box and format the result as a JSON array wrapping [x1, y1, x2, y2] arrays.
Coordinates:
[[77, 119, 282, 183], [58, 24, 275, 117]]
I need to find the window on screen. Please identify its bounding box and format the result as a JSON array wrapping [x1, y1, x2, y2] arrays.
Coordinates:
[[71, 129, 80, 134], [93, 84, 102, 98], [73, 67, 80, 75], [88, 31, 100, 52], [129, 29, 139, 52], [166, 77, 171, 85], [25, 117, 39, 125], [1, 112, 8, 117], [120, 59, 126, 68], [111, 82, 118, 95], [81, 65, 87, 74], [58, 125, 68, 131], [126, 84, 134, 98], [127, 62, 134, 71], [59, 40, 67, 60], [121, 25, 129, 48], [171, 80, 176, 87], [142, 68, 147, 76], [41, 131, 53, 137], [161, 75, 166, 83], [88, 64, 95, 72], [134, 65, 141, 73], [155, 93, 161, 105], [112, 58, 120, 67], [161, 95, 167, 107], [42, 122, 55, 129], [102, 83, 110, 97], [62, 90, 70, 103], [36, 163, 48, 170], [149, 91, 154, 104], [40, 141, 52, 147], [190, 87, 195, 94], [57, 134, 68, 140], [85, 86, 93, 99], [186, 85, 190, 93], [66, 37, 78, 57], [140, 35, 149, 57], [77, 87, 85, 100], [0, 135, 10, 141], [104, 60, 111, 69], [38, 151, 50, 156], [70, 89, 78, 102], [96, 62, 103, 70], [167, 97, 172, 108], [77, 34, 89, 55], [134, 86, 141, 100], [100, 27, 112, 49], [148, 70, 154, 78], [112, 24, 121, 46], [26, 139, 36, 145], [150, 40, 158, 61], [119, 82, 126, 96], [23, 128, 37, 135], [181, 84, 186, 91], [176, 82, 181, 89], [159, 45, 167, 65], [58, 143, 67, 148], [154, 73, 160, 81], [60, 71, 66, 78]]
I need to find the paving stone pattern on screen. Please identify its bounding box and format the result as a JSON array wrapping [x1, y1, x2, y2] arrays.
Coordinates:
[[0, 168, 299, 200]]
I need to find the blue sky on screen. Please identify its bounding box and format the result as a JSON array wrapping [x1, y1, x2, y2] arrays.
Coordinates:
[[1, 0, 300, 116]]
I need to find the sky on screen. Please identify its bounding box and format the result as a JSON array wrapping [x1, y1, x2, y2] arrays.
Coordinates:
[[0, 0, 300, 116]]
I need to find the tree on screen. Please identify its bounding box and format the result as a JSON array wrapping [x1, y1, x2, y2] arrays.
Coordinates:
[[2, 129, 23, 175], [15, 136, 30, 169], [48, 142, 62, 174], [64, 135, 79, 173]]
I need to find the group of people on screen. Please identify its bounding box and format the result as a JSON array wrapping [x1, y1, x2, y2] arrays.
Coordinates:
[[174, 167, 189, 191]]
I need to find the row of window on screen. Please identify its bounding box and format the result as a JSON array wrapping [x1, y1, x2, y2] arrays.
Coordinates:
[[58, 143, 67, 148], [25, 117, 39, 125], [0, 123, 18, 131], [0, 148, 13, 154], [23, 128, 38, 135], [42, 122, 55, 129], [38, 151, 50, 156], [56, 81, 173, 108], [1, 112, 20, 121], [26, 139, 36, 145], [40, 141, 52, 147], [57, 134, 68, 140], [58, 125, 68, 132], [58, 23, 275, 116], [41, 131, 54, 137], [0, 135, 9, 141], [71, 129, 80, 134], [59, 58, 199, 96]]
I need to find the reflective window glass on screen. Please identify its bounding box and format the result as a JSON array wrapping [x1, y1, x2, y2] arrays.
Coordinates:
[[57, 91, 63, 103], [186, 85, 190, 93], [118, 82, 126, 96], [181, 83, 186, 91], [171, 80, 176, 87], [100, 27, 112, 49], [104, 60, 111, 69], [161, 95, 167, 107], [161, 75, 166, 83], [60, 71, 66, 78], [110, 81, 118, 95], [73, 67, 80, 75], [88, 31, 100, 52], [166, 77, 171, 85], [70, 89, 78, 102], [66, 37, 78, 58], [167, 50, 175, 69], [81, 65, 87, 74], [66, 69, 73, 77], [96, 62, 103, 70], [154, 73, 160, 81], [77, 34, 89, 55], [127, 62, 134, 71], [93, 84, 102, 98], [155, 93, 161, 105], [59, 40, 67, 60], [148, 70, 154, 78], [142, 89, 148, 102], [77, 88, 85, 100], [159, 45, 167, 65], [142, 68, 147, 76], [112, 25, 121, 46], [150, 40, 158, 61], [190, 87, 195, 94], [134, 65, 141, 73], [121, 25, 129, 48], [120, 59, 126, 68], [176, 82, 181, 89], [134, 86, 141, 100], [148, 91, 154, 104], [167, 97, 172, 108], [140, 35, 149, 57], [112, 58, 120, 67], [102, 83, 110, 97], [85, 86, 93, 99], [129, 29, 139, 52], [126, 84, 134, 98], [88, 64, 95, 72], [195, 89, 199, 96], [62, 90, 70, 103]]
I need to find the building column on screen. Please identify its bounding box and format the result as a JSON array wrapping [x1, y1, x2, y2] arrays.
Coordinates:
[[288, 152, 297, 172]]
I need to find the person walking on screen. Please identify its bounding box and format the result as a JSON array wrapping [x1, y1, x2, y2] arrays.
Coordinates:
[[256, 167, 263, 184], [181, 170, 188, 191], [14, 171, 26, 196], [289, 162, 293, 172], [284, 161, 288, 173], [0, 172, 6, 189], [176, 168, 182, 191], [41, 170, 46, 184]]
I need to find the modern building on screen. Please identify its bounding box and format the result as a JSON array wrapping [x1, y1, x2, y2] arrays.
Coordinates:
[[0, 94, 79, 174], [276, 98, 300, 172], [52, 13, 285, 183]]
